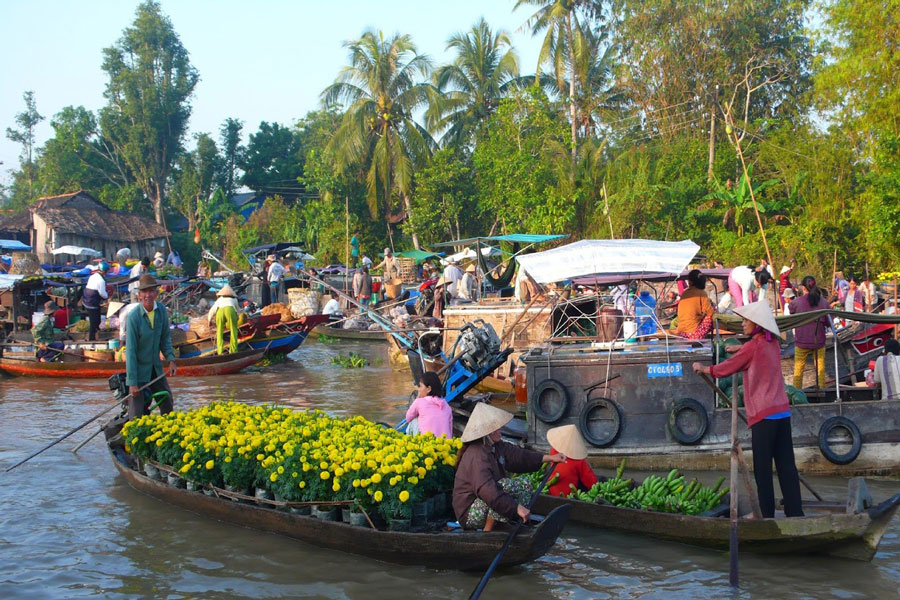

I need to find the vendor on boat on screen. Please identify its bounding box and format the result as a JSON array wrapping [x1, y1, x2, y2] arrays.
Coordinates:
[[207, 284, 241, 355], [873, 339, 900, 401], [545, 424, 598, 498], [692, 300, 804, 519], [789, 276, 830, 389], [457, 263, 477, 301], [727, 264, 772, 308], [125, 274, 176, 419], [453, 403, 565, 530], [32, 301, 64, 362], [405, 371, 452, 437], [83, 261, 110, 341], [374, 247, 401, 284], [352, 265, 372, 311], [675, 269, 715, 339]]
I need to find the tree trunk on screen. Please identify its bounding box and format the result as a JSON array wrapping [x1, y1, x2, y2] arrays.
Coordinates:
[[568, 13, 577, 173], [708, 106, 716, 181], [402, 192, 420, 250]]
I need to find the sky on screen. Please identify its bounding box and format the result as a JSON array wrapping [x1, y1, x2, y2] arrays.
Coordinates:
[[0, 0, 545, 187]]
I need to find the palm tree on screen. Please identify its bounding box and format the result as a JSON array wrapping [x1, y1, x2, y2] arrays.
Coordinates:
[[427, 18, 520, 146], [569, 27, 623, 139], [516, 0, 604, 162], [322, 30, 435, 249]]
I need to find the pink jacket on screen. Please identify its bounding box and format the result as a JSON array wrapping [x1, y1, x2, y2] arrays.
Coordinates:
[[406, 395, 453, 438], [709, 333, 789, 427]]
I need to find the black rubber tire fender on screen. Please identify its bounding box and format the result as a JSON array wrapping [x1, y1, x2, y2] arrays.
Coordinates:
[[818, 416, 862, 465], [667, 397, 709, 445], [578, 398, 623, 448], [530, 379, 569, 424]]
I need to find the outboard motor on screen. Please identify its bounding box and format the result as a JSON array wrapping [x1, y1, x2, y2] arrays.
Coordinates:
[[455, 320, 501, 372]]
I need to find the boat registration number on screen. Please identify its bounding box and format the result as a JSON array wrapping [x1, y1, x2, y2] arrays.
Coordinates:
[[647, 362, 683, 378]]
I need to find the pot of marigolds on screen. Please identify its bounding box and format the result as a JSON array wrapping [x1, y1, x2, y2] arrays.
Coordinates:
[[182, 455, 220, 493], [221, 453, 257, 501], [384, 489, 413, 532]]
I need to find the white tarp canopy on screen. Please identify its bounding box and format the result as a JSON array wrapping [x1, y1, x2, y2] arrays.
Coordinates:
[[441, 245, 501, 265], [51, 245, 102, 257], [515, 239, 701, 284]]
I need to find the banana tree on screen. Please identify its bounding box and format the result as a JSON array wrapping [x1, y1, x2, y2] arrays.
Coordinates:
[[704, 165, 779, 236]]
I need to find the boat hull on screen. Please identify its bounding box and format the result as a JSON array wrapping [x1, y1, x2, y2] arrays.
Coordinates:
[[0, 349, 264, 378], [311, 323, 389, 342], [533, 491, 900, 561], [110, 448, 570, 570]]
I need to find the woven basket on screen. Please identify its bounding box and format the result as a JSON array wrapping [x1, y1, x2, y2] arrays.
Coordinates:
[[84, 349, 114, 362], [384, 278, 403, 299], [397, 257, 417, 283]]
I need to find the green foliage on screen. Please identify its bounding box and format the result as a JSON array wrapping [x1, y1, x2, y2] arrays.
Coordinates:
[[99, 0, 199, 224], [222, 196, 304, 266], [406, 147, 480, 245], [240, 121, 303, 194]]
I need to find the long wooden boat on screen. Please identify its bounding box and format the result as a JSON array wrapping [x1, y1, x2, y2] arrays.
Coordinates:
[[0, 348, 264, 378], [533, 482, 900, 561], [109, 445, 570, 570], [177, 315, 329, 358], [311, 322, 389, 342]]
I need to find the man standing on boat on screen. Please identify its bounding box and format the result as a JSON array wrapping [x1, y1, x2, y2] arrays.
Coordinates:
[[83, 262, 110, 341], [125, 274, 176, 419], [266, 254, 286, 304]]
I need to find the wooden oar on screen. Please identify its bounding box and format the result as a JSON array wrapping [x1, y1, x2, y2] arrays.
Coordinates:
[[4, 372, 168, 472], [72, 390, 170, 454], [698, 372, 825, 502], [469, 465, 556, 600]]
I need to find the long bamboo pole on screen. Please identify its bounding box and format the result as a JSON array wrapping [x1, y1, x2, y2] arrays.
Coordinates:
[[729, 373, 740, 587], [721, 108, 777, 311]]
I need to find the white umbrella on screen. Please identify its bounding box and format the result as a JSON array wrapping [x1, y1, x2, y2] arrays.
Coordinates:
[[51, 245, 102, 257], [441, 245, 500, 265]]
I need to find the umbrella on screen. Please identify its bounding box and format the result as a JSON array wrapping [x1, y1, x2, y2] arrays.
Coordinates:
[[51, 245, 102, 257]]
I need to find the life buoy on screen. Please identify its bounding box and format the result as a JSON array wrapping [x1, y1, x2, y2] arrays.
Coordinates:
[[667, 398, 709, 445], [530, 379, 569, 423], [578, 398, 622, 447], [818, 416, 862, 465]]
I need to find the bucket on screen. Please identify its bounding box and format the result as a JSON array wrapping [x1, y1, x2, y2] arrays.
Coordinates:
[[108, 339, 121, 351]]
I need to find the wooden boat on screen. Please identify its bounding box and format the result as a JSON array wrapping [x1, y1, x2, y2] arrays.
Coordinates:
[[177, 315, 329, 358], [311, 322, 390, 342], [0, 348, 264, 378], [533, 481, 900, 561], [109, 444, 570, 570]]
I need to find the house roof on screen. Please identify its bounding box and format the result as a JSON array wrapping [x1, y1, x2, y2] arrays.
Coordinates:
[[0, 190, 167, 242]]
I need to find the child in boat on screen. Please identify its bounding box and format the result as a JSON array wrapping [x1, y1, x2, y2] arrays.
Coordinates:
[[545, 424, 599, 497], [693, 300, 804, 519], [405, 371, 452, 438]]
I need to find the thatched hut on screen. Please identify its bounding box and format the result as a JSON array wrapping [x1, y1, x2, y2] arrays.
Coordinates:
[[0, 191, 167, 264]]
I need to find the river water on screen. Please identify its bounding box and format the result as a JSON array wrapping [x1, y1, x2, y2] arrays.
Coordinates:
[[0, 339, 897, 599]]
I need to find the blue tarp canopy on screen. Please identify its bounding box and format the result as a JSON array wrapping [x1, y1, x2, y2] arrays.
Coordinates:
[[430, 234, 567, 248], [0, 239, 32, 252]]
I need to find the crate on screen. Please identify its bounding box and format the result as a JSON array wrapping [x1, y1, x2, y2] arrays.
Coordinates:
[[84, 349, 114, 362], [397, 257, 417, 283]]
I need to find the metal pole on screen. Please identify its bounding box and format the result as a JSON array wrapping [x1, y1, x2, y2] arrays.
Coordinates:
[[729, 372, 740, 587], [829, 315, 841, 403]]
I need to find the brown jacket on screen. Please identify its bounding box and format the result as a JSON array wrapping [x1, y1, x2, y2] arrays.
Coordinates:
[[453, 440, 543, 526]]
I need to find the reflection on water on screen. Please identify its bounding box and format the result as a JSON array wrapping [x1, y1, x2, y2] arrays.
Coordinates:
[[0, 339, 897, 599]]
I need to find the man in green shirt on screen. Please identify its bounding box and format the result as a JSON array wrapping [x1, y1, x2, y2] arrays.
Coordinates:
[[125, 274, 177, 419], [350, 231, 360, 268], [32, 301, 64, 362]]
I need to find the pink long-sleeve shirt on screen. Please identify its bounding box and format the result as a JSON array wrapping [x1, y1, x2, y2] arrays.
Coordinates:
[[405, 395, 453, 438], [708, 333, 789, 427]]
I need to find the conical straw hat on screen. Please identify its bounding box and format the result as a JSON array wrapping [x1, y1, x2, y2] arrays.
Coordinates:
[[734, 300, 780, 336], [460, 402, 514, 443], [217, 284, 236, 297], [546, 424, 588, 460]]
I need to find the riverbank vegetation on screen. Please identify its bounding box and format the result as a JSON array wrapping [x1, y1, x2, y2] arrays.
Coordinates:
[[3, 0, 898, 277]]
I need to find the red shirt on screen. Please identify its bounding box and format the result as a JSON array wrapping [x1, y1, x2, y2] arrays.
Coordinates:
[[546, 448, 599, 497], [708, 332, 789, 426]]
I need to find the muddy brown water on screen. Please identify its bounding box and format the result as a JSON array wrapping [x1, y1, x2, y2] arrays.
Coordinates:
[[1, 339, 897, 599]]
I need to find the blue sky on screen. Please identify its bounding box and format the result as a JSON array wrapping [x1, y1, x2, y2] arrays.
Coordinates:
[[0, 0, 545, 186]]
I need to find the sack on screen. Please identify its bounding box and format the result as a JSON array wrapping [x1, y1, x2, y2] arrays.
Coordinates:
[[287, 289, 321, 318]]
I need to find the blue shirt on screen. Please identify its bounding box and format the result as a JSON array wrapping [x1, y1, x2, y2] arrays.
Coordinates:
[[765, 411, 791, 420]]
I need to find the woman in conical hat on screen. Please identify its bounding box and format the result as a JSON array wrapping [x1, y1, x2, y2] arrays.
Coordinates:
[[207, 283, 242, 355], [545, 425, 599, 498], [693, 300, 804, 519], [453, 403, 565, 530]]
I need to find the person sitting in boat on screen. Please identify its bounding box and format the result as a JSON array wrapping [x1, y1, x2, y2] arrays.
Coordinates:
[[32, 301, 64, 362], [873, 339, 900, 401], [675, 269, 716, 339], [453, 403, 565, 530], [545, 424, 599, 498], [207, 284, 241, 355], [727, 265, 772, 308], [693, 301, 804, 519], [125, 274, 176, 419], [405, 371, 452, 437], [789, 276, 830, 389], [321, 295, 341, 318]]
